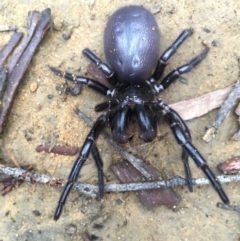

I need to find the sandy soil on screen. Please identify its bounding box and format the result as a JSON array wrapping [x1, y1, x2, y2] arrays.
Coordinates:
[[0, 0, 240, 240]]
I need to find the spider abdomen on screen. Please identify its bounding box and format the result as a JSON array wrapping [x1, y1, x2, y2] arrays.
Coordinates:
[[104, 5, 160, 85]]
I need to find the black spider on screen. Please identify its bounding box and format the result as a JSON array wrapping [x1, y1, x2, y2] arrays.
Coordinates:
[[50, 5, 229, 220]]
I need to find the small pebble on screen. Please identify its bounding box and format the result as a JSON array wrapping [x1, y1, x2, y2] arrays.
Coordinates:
[[150, 4, 162, 15], [53, 17, 64, 31], [203, 27, 211, 33], [30, 82, 38, 92], [37, 103, 42, 111], [211, 40, 217, 47], [88, 0, 95, 8], [93, 223, 104, 229], [32, 210, 41, 216], [62, 32, 71, 40], [65, 224, 77, 236], [47, 94, 53, 99]]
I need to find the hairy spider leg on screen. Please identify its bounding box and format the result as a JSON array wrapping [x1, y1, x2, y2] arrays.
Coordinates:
[[54, 114, 107, 221], [83, 48, 116, 85], [152, 28, 194, 81], [50, 66, 110, 96], [157, 100, 230, 204]]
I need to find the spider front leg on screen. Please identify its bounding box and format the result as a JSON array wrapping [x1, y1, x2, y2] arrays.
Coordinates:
[[152, 47, 209, 93], [157, 100, 229, 204], [152, 28, 194, 81], [50, 66, 111, 96], [54, 113, 107, 221], [83, 48, 116, 85]]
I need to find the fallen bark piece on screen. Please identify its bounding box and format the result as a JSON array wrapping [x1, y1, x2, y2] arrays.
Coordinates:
[[217, 156, 240, 175], [36, 145, 79, 156], [170, 84, 234, 120], [203, 80, 240, 142], [111, 161, 181, 210], [87, 62, 112, 88], [0, 8, 52, 133]]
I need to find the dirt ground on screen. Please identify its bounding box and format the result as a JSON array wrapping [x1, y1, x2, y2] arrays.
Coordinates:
[[1, 0, 240, 240]]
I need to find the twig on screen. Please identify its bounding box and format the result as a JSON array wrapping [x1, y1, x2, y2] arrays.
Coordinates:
[[0, 66, 8, 103], [0, 25, 17, 32], [6, 11, 41, 74], [203, 79, 240, 142], [0, 8, 52, 134], [0, 164, 239, 197], [0, 31, 23, 66], [35, 145, 80, 156], [217, 203, 240, 213], [6, 147, 20, 168]]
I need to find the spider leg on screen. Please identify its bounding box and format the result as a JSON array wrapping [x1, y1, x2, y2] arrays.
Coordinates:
[[95, 99, 119, 112], [151, 47, 209, 93], [152, 29, 193, 81], [166, 107, 193, 192], [50, 66, 111, 96], [91, 143, 104, 198], [157, 100, 229, 204], [83, 48, 116, 84], [156, 100, 193, 190], [54, 114, 107, 221]]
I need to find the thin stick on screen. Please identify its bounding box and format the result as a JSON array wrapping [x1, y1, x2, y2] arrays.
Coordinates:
[[0, 31, 23, 66], [0, 9, 52, 134], [6, 11, 41, 74], [0, 25, 17, 32], [0, 164, 239, 197], [217, 203, 240, 213], [5, 147, 20, 168], [203, 79, 240, 142]]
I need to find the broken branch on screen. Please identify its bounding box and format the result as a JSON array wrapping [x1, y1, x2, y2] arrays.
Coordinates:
[[0, 164, 239, 197], [0, 8, 52, 133]]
